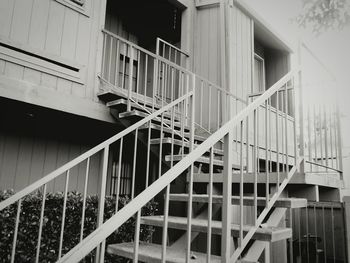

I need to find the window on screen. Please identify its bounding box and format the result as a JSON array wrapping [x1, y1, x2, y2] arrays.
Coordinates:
[[55, 0, 90, 16]]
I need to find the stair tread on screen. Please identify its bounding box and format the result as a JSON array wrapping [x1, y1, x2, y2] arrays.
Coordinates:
[[120, 110, 188, 130], [107, 242, 221, 263], [107, 242, 257, 263], [141, 216, 291, 242], [140, 123, 208, 142], [151, 138, 223, 156], [168, 194, 307, 208], [165, 155, 243, 170], [191, 172, 290, 184]]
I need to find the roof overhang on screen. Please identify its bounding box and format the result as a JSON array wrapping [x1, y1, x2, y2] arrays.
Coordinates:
[[234, 0, 295, 53]]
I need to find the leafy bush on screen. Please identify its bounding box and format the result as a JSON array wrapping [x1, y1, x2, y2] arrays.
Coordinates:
[[0, 190, 157, 262]]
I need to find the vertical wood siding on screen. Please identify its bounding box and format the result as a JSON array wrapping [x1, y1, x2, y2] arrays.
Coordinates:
[[0, 132, 102, 194], [0, 0, 101, 101]]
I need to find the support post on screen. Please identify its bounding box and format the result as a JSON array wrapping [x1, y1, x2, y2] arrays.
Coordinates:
[[343, 196, 350, 263], [221, 129, 233, 263]]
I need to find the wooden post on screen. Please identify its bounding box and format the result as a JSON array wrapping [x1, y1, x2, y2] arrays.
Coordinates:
[[298, 41, 305, 173], [343, 196, 350, 263]]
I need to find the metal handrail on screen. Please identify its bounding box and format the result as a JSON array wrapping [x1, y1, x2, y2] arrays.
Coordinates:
[[58, 69, 301, 263], [0, 92, 193, 211]]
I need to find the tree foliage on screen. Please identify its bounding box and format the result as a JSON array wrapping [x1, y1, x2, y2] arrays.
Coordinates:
[[296, 0, 350, 34]]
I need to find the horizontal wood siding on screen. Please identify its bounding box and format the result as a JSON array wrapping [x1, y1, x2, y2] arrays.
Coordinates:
[[0, 131, 102, 194], [0, 0, 103, 109]]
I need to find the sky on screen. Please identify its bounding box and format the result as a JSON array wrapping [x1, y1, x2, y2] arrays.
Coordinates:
[[244, 0, 350, 190]]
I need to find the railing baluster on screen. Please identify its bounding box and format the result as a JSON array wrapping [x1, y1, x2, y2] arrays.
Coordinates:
[[116, 139, 123, 212], [133, 210, 141, 263], [114, 39, 120, 87], [324, 107, 329, 170], [284, 85, 289, 172], [281, 91, 285, 173], [131, 129, 138, 199], [207, 147, 214, 263], [135, 50, 141, 104], [121, 43, 127, 90], [143, 55, 148, 107], [35, 184, 47, 263], [329, 109, 334, 168], [319, 106, 324, 166], [207, 85, 212, 132], [186, 88, 195, 263], [108, 36, 113, 82], [58, 170, 70, 259], [10, 199, 22, 263], [308, 107, 312, 170], [95, 146, 109, 263], [101, 33, 107, 79], [253, 109, 258, 223], [276, 91, 280, 189], [80, 158, 90, 242], [240, 120, 244, 247], [314, 106, 318, 170], [145, 122, 151, 188], [265, 100, 269, 205], [127, 46, 134, 111]]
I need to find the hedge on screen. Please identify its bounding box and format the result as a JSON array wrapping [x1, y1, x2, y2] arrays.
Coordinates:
[[0, 190, 157, 263]]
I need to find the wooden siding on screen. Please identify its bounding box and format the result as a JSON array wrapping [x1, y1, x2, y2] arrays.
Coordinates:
[[0, 0, 106, 120], [193, 6, 221, 85], [0, 131, 102, 194]]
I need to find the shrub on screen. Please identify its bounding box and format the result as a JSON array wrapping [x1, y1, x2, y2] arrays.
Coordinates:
[[0, 189, 157, 263]]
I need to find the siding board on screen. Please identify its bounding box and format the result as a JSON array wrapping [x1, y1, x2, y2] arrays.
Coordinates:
[[0, 0, 15, 38], [61, 8, 79, 60], [45, 1, 65, 56], [28, 0, 51, 50], [10, 0, 33, 43]]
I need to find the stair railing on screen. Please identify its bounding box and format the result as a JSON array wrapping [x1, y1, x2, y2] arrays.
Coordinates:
[[57, 69, 302, 263], [101, 29, 246, 137], [303, 104, 343, 178], [0, 90, 195, 263]]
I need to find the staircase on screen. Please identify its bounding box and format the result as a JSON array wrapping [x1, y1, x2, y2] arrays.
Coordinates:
[[0, 30, 308, 263]]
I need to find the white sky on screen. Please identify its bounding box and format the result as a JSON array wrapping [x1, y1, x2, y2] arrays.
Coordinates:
[[244, 0, 350, 190]]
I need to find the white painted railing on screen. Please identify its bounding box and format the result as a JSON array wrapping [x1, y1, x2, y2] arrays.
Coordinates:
[[101, 29, 245, 136], [56, 70, 301, 263], [0, 90, 195, 263], [304, 104, 343, 177]]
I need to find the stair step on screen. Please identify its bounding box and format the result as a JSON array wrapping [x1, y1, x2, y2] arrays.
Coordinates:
[[107, 242, 222, 263], [192, 172, 289, 184], [98, 89, 162, 108], [165, 155, 243, 170], [140, 123, 207, 142], [106, 98, 154, 112], [168, 194, 307, 208], [141, 216, 291, 242], [151, 138, 223, 156], [120, 110, 189, 130]]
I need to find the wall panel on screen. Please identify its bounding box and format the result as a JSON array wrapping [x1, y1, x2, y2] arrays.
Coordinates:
[[0, 132, 102, 194]]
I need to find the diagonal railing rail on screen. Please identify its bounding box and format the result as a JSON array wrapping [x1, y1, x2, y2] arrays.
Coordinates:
[[0, 90, 195, 263], [55, 69, 301, 263]]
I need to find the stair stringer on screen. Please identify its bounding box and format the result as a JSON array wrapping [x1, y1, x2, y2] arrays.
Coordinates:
[[242, 208, 287, 262], [230, 157, 303, 262]]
